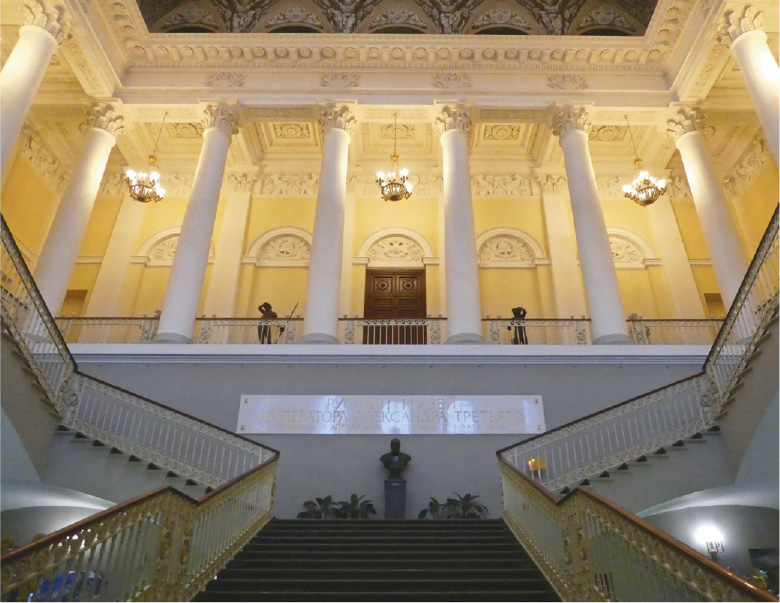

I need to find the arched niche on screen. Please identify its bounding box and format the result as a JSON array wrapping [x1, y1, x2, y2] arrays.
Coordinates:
[[355, 228, 437, 268], [246, 227, 313, 267], [607, 227, 659, 269], [475, 228, 547, 268], [135, 227, 215, 267]]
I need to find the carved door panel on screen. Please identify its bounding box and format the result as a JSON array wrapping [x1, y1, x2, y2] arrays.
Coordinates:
[[364, 270, 426, 344]]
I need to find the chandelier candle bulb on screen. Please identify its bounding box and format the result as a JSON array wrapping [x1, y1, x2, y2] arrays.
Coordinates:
[[377, 112, 413, 202]]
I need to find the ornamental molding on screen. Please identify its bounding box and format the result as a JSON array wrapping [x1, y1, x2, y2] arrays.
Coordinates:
[[482, 125, 521, 141], [434, 104, 471, 135], [22, 0, 72, 42], [575, 7, 637, 33], [667, 174, 693, 200], [472, 174, 534, 198], [368, 6, 428, 30], [596, 175, 628, 198], [721, 134, 772, 198], [19, 126, 68, 193], [99, 171, 126, 196], [718, 5, 764, 45], [547, 74, 588, 90], [320, 103, 357, 133], [258, 173, 319, 195], [265, 7, 324, 29], [607, 228, 658, 269], [272, 123, 312, 139], [415, 0, 483, 34], [161, 5, 219, 31], [432, 73, 473, 89], [321, 73, 361, 88], [246, 227, 312, 266], [667, 107, 705, 139], [517, 0, 587, 35], [135, 227, 215, 267], [476, 228, 547, 268], [470, 8, 532, 31], [551, 104, 591, 137], [536, 173, 568, 194], [355, 227, 437, 267], [205, 72, 246, 87], [225, 171, 256, 193], [589, 125, 627, 142], [85, 102, 125, 138]]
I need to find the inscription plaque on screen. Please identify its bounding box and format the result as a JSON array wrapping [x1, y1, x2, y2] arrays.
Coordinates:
[[237, 395, 545, 435]]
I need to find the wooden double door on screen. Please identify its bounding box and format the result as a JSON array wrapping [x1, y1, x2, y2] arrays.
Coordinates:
[[363, 269, 427, 344]]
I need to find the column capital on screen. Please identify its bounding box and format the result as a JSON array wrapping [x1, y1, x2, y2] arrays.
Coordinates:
[[22, 0, 71, 42], [84, 101, 125, 139], [551, 104, 591, 139], [201, 102, 239, 136], [319, 103, 356, 135], [718, 5, 765, 45], [667, 107, 705, 140], [534, 171, 568, 195], [434, 104, 472, 136]]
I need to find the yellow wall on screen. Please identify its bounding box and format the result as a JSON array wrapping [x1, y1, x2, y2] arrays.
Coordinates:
[[479, 269, 542, 320], [734, 162, 779, 253], [248, 267, 308, 323]]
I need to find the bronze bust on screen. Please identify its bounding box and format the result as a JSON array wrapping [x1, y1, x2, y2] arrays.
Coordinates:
[[379, 438, 412, 479]]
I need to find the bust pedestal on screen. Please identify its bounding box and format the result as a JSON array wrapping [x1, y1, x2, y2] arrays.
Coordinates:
[[384, 478, 406, 519]]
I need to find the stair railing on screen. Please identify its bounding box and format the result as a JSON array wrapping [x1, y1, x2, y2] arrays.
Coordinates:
[[1, 215, 280, 600], [498, 463, 775, 602], [497, 208, 779, 601]]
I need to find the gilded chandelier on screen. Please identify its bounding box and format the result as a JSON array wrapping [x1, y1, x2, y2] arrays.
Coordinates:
[[125, 112, 167, 203], [376, 113, 413, 202], [622, 116, 666, 207]]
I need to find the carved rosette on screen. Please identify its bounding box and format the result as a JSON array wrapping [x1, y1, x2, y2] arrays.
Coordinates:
[[201, 103, 239, 136], [85, 102, 125, 138], [22, 0, 71, 42], [434, 104, 471, 136], [319, 103, 356, 134], [551, 105, 590, 138], [719, 5, 764, 45], [667, 108, 705, 140]]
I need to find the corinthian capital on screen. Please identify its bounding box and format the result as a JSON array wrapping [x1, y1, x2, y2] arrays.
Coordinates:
[[551, 105, 591, 138], [434, 104, 471, 135], [202, 103, 240, 136], [85, 102, 125, 138], [667, 108, 705, 140], [718, 5, 765, 45], [22, 1, 71, 42], [319, 103, 356, 134]]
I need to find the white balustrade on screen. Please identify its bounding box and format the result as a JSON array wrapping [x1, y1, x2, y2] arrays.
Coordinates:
[[195, 316, 300, 344], [338, 316, 444, 344], [484, 317, 591, 345]]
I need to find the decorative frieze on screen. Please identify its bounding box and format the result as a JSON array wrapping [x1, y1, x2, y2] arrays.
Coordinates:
[[470, 8, 532, 31], [721, 134, 772, 198], [162, 6, 218, 30], [472, 174, 533, 197], [380, 123, 414, 139], [576, 7, 636, 32], [312, 0, 384, 33], [589, 126, 627, 142], [85, 102, 125, 138], [99, 171, 126, 196], [259, 173, 319, 196], [435, 104, 471, 135], [205, 72, 246, 87], [483, 125, 520, 141], [368, 6, 428, 30], [319, 103, 356, 134], [432, 73, 472, 89], [666, 175, 692, 200], [517, 0, 587, 34], [168, 122, 204, 138], [272, 123, 312, 139], [212, 0, 276, 33], [19, 126, 67, 192], [226, 172, 255, 193], [537, 174, 567, 195], [551, 105, 590, 138], [22, 0, 72, 41], [265, 7, 323, 29], [547, 74, 588, 90], [321, 73, 361, 88], [415, 0, 482, 34]]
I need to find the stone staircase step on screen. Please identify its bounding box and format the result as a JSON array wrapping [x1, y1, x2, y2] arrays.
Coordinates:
[[195, 589, 559, 601]]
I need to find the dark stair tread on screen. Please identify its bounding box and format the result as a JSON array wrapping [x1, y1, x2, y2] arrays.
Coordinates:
[[193, 590, 559, 602], [216, 568, 545, 579], [225, 558, 537, 570], [232, 550, 532, 561], [203, 577, 552, 591]]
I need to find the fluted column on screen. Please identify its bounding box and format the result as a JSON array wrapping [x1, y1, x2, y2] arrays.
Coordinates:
[[668, 108, 748, 307], [552, 105, 629, 344], [436, 104, 483, 343], [1, 2, 70, 182], [155, 103, 238, 343], [719, 6, 779, 165], [33, 102, 124, 314], [203, 172, 255, 317], [301, 104, 354, 343]]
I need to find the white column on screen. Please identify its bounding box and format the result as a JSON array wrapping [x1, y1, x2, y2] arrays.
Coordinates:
[[552, 105, 630, 344], [33, 102, 124, 315], [536, 172, 587, 319], [85, 192, 145, 316], [436, 104, 483, 343], [720, 6, 780, 165], [203, 172, 255, 317], [668, 108, 749, 308], [646, 193, 705, 318], [155, 103, 238, 343], [301, 104, 354, 343], [1, 4, 70, 182]]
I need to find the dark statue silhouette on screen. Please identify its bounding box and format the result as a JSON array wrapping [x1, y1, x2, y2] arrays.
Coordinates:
[[379, 438, 412, 480]]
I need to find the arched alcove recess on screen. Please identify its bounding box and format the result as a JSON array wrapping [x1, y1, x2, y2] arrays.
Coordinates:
[[241, 227, 312, 320], [475, 227, 549, 320], [606, 227, 664, 318], [355, 228, 437, 268], [135, 226, 216, 267]]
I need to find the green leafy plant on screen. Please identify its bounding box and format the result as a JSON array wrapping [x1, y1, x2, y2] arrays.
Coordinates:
[[297, 495, 337, 519], [297, 494, 377, 519], [418, 493, 488, 519], [335, 494, 377, 519]]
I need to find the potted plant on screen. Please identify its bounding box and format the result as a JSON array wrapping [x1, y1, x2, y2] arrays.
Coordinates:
[[297, 494, 377, 519], [418, 492, 488, 519]]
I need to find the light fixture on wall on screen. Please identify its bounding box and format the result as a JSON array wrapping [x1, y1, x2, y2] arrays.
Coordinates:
[[376, 112, 413, 202], [696, 525, 725, 561], [125, 112, 167, 203], [622, 115, 666, 207]]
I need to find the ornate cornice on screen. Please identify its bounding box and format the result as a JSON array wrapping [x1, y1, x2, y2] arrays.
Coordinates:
[[434, 104, 471, 135], [22, 0, 71, 42], [666, 107, 705, 140], [85, 102, 125, 138], [551, 105, 590, 138], [718, 5, 764, 45], [319, 103, 356, 134], [201, 102, 239, 136]]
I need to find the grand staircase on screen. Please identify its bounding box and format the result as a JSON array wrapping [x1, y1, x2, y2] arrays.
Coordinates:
[[193, 518, 560, 602]]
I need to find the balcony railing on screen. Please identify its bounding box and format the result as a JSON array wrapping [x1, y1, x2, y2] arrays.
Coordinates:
[[55, 314, 724, 346], [1, 214, 280, 601]]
